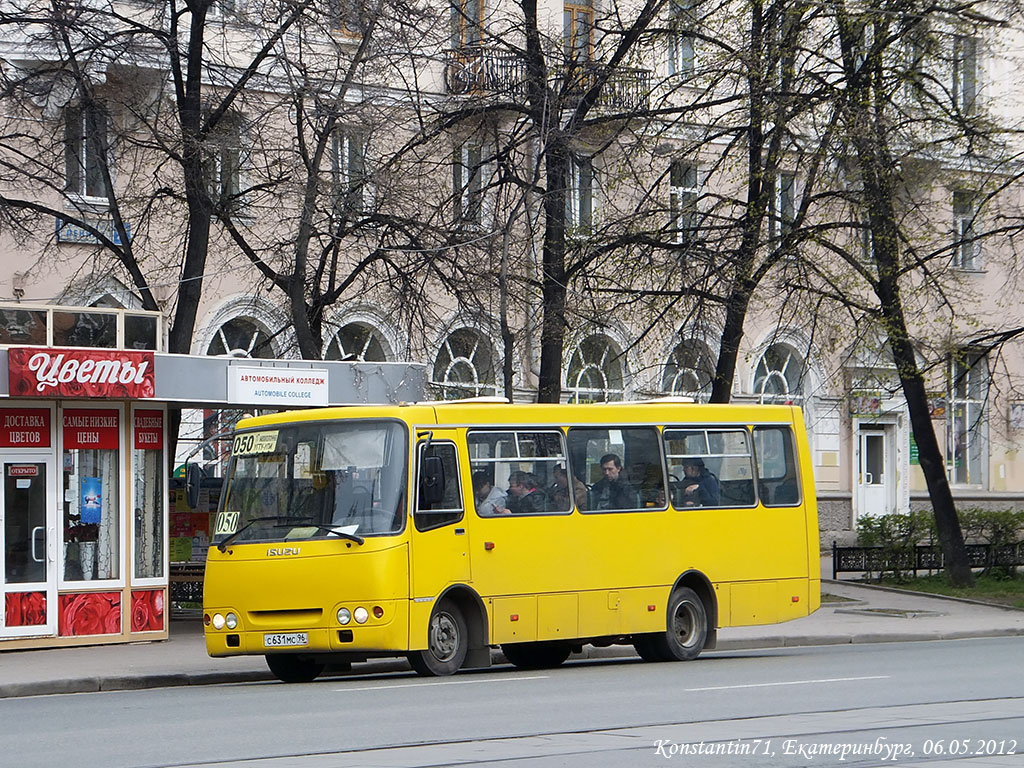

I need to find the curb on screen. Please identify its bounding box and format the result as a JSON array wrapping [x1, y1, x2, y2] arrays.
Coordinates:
[[5, 628, 1023, 700]]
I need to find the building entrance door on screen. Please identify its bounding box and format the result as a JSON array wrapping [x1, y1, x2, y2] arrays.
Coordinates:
[[1, 457, 57, 637], [856, 425, 893, 517]]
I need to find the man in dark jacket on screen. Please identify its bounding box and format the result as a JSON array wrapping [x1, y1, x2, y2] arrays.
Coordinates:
[[499, 471, 547, 514], [680, 457, 720, 506], [590, 454, 638, 510]]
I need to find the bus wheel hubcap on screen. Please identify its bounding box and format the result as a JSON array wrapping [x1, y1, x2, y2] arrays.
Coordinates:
[[431, 613, 459, 661], [672, 602, 697, 646]]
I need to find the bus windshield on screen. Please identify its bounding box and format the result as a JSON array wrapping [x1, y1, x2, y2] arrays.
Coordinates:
[[216, 420, 407, 544]]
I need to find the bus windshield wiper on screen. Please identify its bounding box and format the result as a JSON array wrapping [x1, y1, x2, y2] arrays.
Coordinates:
[[216, 516, 309, 552], [305, 524, 365, 545]]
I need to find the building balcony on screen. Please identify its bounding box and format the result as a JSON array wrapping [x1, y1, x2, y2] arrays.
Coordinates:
[[444, 47, 651, 112]]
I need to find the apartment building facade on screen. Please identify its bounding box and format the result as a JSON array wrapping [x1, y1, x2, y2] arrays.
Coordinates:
[[1, 0, 1023, 566]]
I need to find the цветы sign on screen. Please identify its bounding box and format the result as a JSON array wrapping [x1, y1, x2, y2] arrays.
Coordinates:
[[8, 347, 155, 399]]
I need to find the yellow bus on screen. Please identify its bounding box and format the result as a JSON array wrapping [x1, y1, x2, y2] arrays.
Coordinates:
[[202, 401, 819, 682]]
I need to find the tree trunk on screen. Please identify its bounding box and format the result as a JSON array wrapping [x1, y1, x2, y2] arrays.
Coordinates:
[[536, 144, 569, 404]]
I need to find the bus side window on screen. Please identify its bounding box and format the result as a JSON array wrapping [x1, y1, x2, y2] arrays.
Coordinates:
[[415, 442, 464, 531], [753, 426, 800, 506]]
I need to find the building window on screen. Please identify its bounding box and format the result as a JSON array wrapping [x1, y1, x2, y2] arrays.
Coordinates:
[[453, 143, 485, 225], [668, 0, 696, 77], [563, 0, 593, 61], [903, 23, 928, 100], [431, 328, 496, 399], [566, 154, 594, 229], [662, 338, 714, 400], [329, 0, 363, 36], [206, 317, 275, 359], [771, 172, 796, 240], [952, 190, 979, 269], [451, 0, 483, 47], [65, 103, 109, 199], [332, 129, 366, 222], [566, 334, 625, 403], [669, 161, 698, 248], [203, 113, 242, 212], [326, 322, 389, 362], [948, 350, 986, 486], [753, 342, 805, 404], [953, 35, 978, 114]]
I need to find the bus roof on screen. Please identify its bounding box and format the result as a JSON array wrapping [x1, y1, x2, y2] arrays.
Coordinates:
[[233, 401, 803, 432]]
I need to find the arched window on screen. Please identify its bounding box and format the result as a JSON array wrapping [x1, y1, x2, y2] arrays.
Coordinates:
[[326, 322, 389, 362], [206, 317, 275, 359], [431, 328, 496, 399], [566, 334, 625, 403], [753, 342, 805, 404], [662, 339, 714, 400]]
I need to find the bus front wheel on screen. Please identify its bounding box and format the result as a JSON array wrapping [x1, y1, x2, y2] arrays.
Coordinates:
[[634, 587, 708, 662], [501, 641, 572, 669], [265, 654, 325, 683], [408, 598, 468, 676]]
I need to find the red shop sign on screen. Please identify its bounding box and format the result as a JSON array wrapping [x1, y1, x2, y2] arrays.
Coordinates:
[[133, 410, 163, 450], [8, 347, 155, 399], [8, 464, 39, 477], [0, 408, 51, 448], [63, 410, 119, 450]]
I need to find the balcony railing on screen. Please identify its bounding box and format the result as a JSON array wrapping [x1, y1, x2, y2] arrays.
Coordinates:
[[444, 47, 527, 99], [554, 62, 652, 112], [444, 47, 651, 112]]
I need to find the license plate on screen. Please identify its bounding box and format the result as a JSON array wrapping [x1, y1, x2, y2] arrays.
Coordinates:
[[263, 632, 308, 647]]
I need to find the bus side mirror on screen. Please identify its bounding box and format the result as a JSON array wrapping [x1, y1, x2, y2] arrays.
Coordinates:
[[420, 456, 445, 505], [186, 463, 203, 510]]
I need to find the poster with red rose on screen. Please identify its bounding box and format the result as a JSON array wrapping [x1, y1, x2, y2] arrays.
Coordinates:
[[8, 347, 155, 399], [130, 589, 165, 632], [58, 592, 122, 636], [5, 591, 47, 626]]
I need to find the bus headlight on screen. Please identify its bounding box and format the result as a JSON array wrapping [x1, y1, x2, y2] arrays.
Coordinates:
[[225, 612, 238, 630], [337, 608, 351, 625], [354, 607, 369, 624], [212, 613, 226, 630]]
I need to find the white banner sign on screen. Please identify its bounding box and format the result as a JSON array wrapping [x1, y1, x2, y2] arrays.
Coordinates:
[[228, 367, 329, 407]]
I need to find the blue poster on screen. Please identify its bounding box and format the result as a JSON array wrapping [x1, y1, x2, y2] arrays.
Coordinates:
[[81, 476, 102, 524]]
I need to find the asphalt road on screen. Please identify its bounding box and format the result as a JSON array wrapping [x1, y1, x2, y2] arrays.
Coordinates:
[[3, 637, 1022, 768]]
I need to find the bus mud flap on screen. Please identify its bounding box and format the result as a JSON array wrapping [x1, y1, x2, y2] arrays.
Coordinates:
[[463, 647, 492, 669]]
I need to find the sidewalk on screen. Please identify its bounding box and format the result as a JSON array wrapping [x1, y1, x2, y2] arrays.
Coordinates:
[[2, 559, 1023, 699]]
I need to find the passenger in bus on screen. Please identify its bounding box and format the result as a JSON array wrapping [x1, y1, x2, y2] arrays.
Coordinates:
[[472, 471, 507, 516], [497, 471, 547, 514], [679, 457, 720, 507], [590, 454, 638, 510], [548, 465, 587, 511]]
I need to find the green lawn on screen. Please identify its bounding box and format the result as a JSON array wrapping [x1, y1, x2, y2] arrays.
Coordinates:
[[861, 572, 1024, 609]]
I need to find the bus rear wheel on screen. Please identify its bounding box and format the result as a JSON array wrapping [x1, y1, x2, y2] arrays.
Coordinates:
[[265, 654, 325, 683], [634, 587, 708, 662], [408, 598, 468, 676], [501, 641, 572, 670]]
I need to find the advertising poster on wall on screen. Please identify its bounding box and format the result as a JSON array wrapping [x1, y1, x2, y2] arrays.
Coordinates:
[[81, 476, 102, 524]]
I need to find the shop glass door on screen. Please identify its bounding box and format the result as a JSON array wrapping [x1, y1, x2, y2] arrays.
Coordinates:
[[1, 457, 57, 637]]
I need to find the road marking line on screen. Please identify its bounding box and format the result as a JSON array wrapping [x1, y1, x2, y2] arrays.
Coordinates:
[[337, 675, 549, 692], [685, 675, 889, 692]]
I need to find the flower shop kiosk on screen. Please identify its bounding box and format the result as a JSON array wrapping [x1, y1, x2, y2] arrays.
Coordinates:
[[0, 304, 426, 650]]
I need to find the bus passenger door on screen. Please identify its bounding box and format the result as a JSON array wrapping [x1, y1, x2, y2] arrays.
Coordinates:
[[410, 434, 470, 599]]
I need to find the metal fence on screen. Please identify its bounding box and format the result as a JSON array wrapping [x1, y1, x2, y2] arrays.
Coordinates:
[[831, 540, 1024, 579]]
